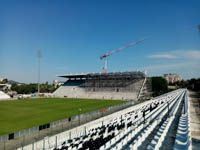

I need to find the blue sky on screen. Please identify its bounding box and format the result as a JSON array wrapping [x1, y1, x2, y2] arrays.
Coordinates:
[[0, 0, 200, 83]]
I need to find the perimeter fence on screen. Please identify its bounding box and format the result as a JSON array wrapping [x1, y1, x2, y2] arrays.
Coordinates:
[[0, 100, 133, 150]]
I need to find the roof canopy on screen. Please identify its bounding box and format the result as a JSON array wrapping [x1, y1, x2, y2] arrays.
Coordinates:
[[57, 71, 145, 79]]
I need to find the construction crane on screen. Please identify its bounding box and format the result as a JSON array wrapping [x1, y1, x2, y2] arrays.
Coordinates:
[[100, 37, 147, 73]]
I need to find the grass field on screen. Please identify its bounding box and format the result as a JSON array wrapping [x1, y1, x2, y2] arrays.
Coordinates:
[[0, 98, 125, 135]]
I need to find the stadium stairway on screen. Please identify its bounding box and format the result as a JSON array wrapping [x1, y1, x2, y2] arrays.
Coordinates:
[[138, 77, 152, 100]]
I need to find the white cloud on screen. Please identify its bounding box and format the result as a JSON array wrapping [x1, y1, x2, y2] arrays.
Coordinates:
[[143, 62, 197, 70], [143, 50, 200, 79], [148, 54, 177, 59], [181, 50, 200, 59], [139, 61, 200, 79], [148, 50, 200, 59]]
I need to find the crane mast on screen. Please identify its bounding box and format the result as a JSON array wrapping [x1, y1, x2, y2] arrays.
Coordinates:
[[100, 37, 147, 73]]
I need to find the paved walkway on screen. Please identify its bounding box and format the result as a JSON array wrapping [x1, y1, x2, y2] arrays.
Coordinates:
[[189, 91, 200, 150]]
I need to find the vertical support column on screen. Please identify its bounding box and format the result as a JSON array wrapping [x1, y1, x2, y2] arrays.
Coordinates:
[[4, 141, 6, 150], [55, 136, 57, 148], [69, 131, 71, 139], [84, 126, 87, 135], [43, 138, 45, 149], [32, 141, 34, 150]]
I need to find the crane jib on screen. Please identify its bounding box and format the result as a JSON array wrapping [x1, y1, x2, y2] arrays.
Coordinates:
[[99, 37, 147, 73], [100, 37, 147, 59]]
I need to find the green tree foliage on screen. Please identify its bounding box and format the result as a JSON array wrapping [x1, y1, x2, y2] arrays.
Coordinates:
[[152, 77, 168, 97], [188, 78, 200, 91], [11, 83, 57, 94], [174, 78, 200, 91]]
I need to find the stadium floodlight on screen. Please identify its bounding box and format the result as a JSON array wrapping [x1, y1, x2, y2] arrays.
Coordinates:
[[37, 50, 42, 96]]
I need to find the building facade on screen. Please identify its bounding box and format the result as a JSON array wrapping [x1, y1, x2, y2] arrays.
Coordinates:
[[163, 73, 182, 84]]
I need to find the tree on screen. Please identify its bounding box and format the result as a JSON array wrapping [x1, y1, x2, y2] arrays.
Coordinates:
[[152, 77, 168, 97], [11, 83, 57, 94]]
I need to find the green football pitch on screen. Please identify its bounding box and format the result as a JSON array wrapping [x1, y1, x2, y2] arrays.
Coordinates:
[[0, 98, 125, 135]]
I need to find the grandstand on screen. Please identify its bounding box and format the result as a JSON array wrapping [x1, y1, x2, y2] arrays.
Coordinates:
[[18, 89, 192, 150], [0, 91, 10, 100], [53, 71, 148, 100]]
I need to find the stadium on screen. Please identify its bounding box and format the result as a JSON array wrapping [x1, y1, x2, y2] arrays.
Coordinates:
[[0, 32, 193, 150], [0, 39, 193, 150], [1, 2, 198, 149], [53, 71, 151, 100], [0, 69, 192, 150]]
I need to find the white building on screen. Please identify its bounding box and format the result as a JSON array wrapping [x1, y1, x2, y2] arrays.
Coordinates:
[[53, 80, 64, 88], [0, 77, 5, 82], [163, 73, 182, 84]]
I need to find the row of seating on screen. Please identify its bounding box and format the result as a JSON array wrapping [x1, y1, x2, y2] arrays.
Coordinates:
[[17, 89, 189, 150], [174, 92, 192, 150], [51, 90, 184, 150], [101, 91, 184, 150]]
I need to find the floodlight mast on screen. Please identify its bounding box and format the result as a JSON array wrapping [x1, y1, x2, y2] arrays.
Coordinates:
[[100, 37, 147, 73], [37, 50, 42, 96]]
